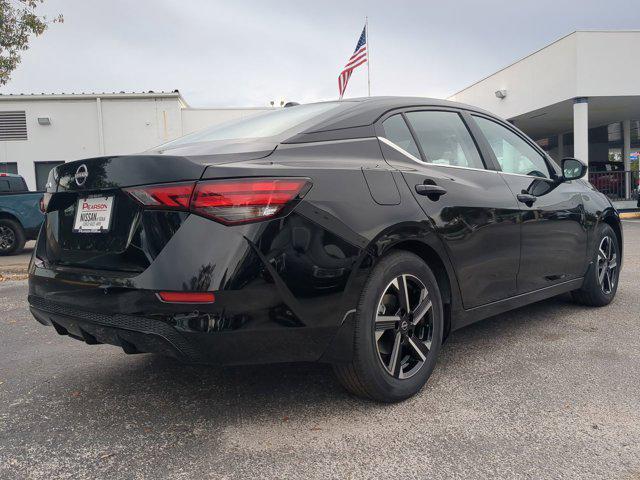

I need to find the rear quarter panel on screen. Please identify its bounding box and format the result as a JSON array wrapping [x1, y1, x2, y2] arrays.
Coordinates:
[[198, 138, 461, 357]]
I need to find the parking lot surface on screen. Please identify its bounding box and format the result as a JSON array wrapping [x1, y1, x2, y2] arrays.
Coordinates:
[[0, 242, 34, 282], [0, 221, 639, 479]]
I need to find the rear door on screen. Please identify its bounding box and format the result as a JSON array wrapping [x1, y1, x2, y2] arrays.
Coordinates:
[[377, 109, 521, 310], [470, 114, 588, 293]]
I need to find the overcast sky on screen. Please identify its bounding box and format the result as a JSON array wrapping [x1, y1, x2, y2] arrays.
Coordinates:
[[3, 0, 640, 107]]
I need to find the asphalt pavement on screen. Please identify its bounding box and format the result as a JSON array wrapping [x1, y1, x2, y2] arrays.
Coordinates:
[[0, 222, 639, 479]]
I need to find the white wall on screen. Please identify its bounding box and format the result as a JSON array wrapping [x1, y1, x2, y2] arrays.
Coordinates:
[[448, 31, 640, 120], [101, 98, 184, 155], [0, 96, 272, 190], [0, 99, 103, 189], [449, 33, 578, 119], [0, 95, 186, 189], [575, 31, 640, 97]]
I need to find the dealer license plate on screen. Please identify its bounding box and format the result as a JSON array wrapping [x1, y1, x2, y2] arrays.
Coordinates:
[[73, 196, 114, 233]]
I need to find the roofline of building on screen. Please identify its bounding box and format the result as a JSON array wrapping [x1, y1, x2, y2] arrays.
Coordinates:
[[0, 91, 187, 104], [448, 30, 640, 99]]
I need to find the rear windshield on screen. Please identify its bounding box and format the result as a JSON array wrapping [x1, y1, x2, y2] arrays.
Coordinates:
[[158, 102, 344, 148]]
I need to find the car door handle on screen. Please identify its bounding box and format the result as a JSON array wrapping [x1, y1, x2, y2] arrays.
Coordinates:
[[517, 193, 537, 205], [415, 184, 447, 199]]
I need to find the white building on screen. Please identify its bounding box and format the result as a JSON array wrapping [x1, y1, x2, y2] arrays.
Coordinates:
[[449, 30, 640, 208], [0, 91, 269, 190]]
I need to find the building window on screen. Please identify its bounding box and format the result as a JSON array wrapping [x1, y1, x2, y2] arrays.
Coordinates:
[[628, 120, 640, 168], [0, 162, 18, 175], [586, 123, 625, 170], [34, 161, 64, 191], [0, 111, 28, 141]]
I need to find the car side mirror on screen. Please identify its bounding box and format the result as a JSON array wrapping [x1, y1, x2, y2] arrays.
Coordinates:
[[561, 157, 587, 181]]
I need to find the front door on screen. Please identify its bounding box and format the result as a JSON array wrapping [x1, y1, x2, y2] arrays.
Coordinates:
[[378, 110, 521, 310], [471, 114, 588, 293]]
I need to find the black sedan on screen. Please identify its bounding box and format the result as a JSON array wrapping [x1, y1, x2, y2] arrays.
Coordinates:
[[28, 97, 622, 402]]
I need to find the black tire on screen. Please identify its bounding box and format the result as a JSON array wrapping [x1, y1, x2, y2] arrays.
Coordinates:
[[0, 219, 26, 256], [571, 223, 620, 307], [333, 251, 443, 402]]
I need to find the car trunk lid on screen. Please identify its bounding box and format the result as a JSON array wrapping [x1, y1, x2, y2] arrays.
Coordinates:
[[42, 147, 276, 273]]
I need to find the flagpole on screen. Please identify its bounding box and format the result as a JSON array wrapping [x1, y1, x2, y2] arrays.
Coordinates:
[[366, 16, 371, 96]]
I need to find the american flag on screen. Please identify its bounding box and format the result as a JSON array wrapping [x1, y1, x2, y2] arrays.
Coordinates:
[[338, 25, 368, 99]]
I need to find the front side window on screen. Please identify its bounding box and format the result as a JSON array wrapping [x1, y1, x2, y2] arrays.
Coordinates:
[[405, 111, 485, 169], [474, 116, 551, 178], [381, 114, 421, 159]]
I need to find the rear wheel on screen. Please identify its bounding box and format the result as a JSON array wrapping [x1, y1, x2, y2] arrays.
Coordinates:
[[0, 219, 26, 256], [333, 251, 443, 402], [571, 223, 620, 306]]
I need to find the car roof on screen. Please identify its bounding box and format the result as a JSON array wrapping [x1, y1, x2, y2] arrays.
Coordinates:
[[301, 96, 497, 134]]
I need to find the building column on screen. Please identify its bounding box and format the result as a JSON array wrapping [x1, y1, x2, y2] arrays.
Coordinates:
[[573, 97, 589, 169], [96, 97, 105, 156], [623, 119, 631, 199]]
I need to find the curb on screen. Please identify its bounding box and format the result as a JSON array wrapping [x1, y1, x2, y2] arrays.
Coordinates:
[[620, 211, 640, 219]]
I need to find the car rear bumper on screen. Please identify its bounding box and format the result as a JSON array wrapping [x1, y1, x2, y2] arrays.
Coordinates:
[[29, 295, 204, 362], [28, 293, 347, 365], [28, 206, 367, 365]]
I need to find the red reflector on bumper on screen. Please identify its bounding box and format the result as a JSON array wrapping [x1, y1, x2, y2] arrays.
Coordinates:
[[157, 291, 215, 303]]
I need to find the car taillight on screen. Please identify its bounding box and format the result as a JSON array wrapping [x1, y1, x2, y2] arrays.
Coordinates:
[[39, 193, 52, 213], [191, 178, 311, 225], [125, 178, 311, 225], [125, 182, 195, 209]]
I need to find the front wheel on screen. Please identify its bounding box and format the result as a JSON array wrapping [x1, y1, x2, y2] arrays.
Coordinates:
[[0, 219, 26, 256], [571, 223, 620, 307], [333, 251, 443, 402]]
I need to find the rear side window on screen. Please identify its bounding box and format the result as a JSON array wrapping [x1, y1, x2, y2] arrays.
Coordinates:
[[11, 176, 28, 192], [473, 116, 551, 178], [381, 114, 421, 159], [405, 111, 485, 169], [0, 180, 10, 192]]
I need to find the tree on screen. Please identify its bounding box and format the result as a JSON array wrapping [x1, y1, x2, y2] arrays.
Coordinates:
[[0, 0, 63, 86]]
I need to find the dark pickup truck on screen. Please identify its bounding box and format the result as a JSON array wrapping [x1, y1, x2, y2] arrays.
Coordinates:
[[0, 173, 44, 255]]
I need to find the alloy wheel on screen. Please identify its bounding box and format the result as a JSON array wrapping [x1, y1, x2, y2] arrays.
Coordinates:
[[374, 274, 433, 379], [0, 226, 15, 251], [596, 235, 618, 295]]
